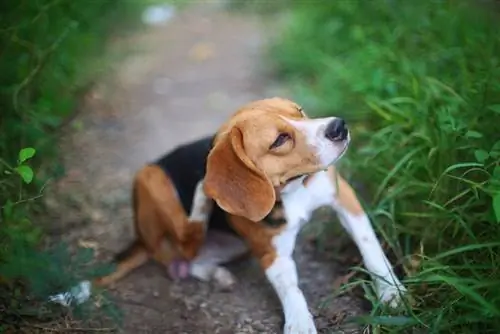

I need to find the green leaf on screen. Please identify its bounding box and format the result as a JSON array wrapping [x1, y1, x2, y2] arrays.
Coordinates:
[[474, 149, 489, 163], [15, 165, 34, 184], [493, 194, 500, 223], [493, 165, 500, 178], [18, 147, 36, 164], [488, 104, 500, 114], [466, 131, 483, 139], [492, 141, 500, 153], [2, 200, 14, 218]]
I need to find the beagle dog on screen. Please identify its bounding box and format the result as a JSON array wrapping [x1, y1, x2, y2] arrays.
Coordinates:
[[52, 98, 406, 334]]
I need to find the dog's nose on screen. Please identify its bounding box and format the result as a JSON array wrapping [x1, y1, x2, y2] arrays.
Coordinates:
[[325, 118, 348, 142]]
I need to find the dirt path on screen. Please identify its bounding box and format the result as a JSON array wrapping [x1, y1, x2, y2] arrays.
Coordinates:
[[45, 3, 366, 333]]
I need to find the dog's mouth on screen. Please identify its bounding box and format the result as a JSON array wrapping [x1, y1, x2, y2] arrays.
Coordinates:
[[287, 174, 305, 183], [331, 144, 349, 166], [324, 139, 350, 170], [280, 140, 350, 187]]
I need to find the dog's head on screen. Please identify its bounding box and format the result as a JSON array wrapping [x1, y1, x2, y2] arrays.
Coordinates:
[[204, 97, 350, 222]]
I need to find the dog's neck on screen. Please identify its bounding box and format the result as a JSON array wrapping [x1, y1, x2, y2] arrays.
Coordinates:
[[262, 196, 286, 228], [264, 174, 312, 228], [275, 173, 313, 199]]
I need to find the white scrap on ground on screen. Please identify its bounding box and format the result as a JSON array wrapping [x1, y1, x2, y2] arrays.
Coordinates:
[[141, 4, 176, 26], [48, 280, 92, 306]]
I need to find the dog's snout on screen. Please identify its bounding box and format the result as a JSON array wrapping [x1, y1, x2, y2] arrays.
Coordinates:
[[325, 118, 348, 142]]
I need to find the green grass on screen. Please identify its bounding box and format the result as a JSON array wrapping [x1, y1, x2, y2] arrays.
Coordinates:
[[0, 0, 184, 331], [261, 0, 500, 333]]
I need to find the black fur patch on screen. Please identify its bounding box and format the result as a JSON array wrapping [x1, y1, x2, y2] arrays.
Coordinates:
[[261, 200, 287, 228]]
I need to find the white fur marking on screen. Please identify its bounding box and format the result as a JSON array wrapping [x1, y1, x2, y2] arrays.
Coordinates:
[[189, 230, 247, 289], [332, 208, 406, 307], [266, 222, 316, 333], [188, 180, 213, 224], [277, 170, 405, 311], [286, 117, 350, 168]]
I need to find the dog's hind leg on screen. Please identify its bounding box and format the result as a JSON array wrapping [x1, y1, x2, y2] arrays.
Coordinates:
[[188, 230, 249, 289], [166, 180, 214, 280], [136, 167, 208, 259]]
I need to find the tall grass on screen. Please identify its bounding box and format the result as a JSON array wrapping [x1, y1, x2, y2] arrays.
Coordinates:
[[265, 0, 500, 332], [0, 0, 170, 331]]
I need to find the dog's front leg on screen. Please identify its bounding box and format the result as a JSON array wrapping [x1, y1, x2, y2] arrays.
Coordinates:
[[184, 179, 213, 255], [331, 175, 406, 307], [169, 180, 213, 280], [188, 179, 213, 226], [265, 227, 317, 334]]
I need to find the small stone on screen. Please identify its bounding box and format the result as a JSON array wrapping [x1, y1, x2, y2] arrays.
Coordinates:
[[237, 313, 251, 324], [252, 321, 266, 331], [90, 210, 104, 223], [152, 291, 159, 297]]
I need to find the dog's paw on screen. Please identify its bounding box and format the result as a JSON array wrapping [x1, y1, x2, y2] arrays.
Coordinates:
[[167, 259, 191, 281], [283, 312, 317, 334], [212, 266, 236, 291], [378, 282, 407, 308], [283, 305, 317, 334]]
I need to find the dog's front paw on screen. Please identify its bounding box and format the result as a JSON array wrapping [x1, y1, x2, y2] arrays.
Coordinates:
[[283, 312, 317, 334], [378, 281, 407, 308]]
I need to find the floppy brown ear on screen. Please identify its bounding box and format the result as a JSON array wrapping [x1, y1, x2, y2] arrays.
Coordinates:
[[204, 127, 275, 222]]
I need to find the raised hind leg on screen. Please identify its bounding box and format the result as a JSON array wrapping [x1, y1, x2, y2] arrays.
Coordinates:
[[134, 166, 211, 279]]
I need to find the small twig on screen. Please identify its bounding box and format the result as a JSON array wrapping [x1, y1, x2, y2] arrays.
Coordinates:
[[0, 158, 14, 171], [13, 21, 78, 115], [10, 34, 36, 53], [0, 0, 63, 34], [12, 178, 51, 206], [29, 324, 117, 332], [332, 270, 359, 291], [13, 193, 44, 205], [111, 296, 165, 314], [332, 258, 365, 295]]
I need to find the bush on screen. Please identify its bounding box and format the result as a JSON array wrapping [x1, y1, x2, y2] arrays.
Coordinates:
[[0, 0, 155, 331], [266, 0, 500, 333], [0, 0, 147, 163]]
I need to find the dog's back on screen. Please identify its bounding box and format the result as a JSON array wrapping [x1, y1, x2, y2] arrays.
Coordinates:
[[153, 136, 232, 234]]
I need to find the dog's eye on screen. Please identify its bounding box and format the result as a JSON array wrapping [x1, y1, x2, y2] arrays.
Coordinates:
[[270, 133, 291, 149]]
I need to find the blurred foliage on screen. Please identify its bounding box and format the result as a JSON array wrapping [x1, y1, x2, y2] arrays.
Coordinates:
[[0, 147, 122, 331], [0, 0, 149, 165], [248, 0, 500, 332], [0, 0, 166, 331]]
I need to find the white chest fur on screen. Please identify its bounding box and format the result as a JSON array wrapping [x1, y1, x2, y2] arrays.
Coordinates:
[[281, 171, 336, 228]]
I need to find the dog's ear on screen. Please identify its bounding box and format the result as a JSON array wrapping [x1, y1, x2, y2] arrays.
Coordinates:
[[204, 126, 275, 222]]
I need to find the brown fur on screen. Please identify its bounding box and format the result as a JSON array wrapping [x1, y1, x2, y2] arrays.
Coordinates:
[[204, 125, 276, 222], [327, 167, 364, 215], [94, 165, 205, 287], [228, 215, 284, 269], [93, 97, 361, 285], [204, 98, 323, 222]]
